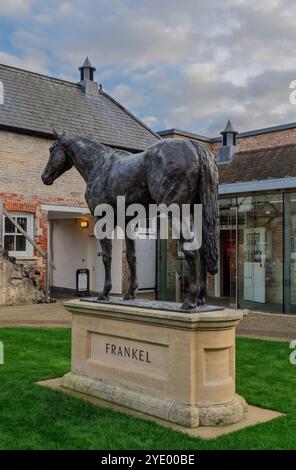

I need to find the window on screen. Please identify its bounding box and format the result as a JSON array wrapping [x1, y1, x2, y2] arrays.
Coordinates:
[[3, 213, 34, 257]]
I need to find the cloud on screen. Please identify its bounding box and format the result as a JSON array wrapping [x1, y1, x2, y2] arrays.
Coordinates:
[[141, 115, 159, 128], [58, 2, 72, 15], [0, 50, 50, 74], [109, 84, 147, 111], [0, 0, 33, 17], [1, 0, 296, 135]]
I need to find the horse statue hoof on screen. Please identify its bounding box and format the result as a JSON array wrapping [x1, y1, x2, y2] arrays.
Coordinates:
[[196, 297, 205, 306], [181, 300, 196, 310], [97, 294, 109, 301], [123, 292, 136, 301]]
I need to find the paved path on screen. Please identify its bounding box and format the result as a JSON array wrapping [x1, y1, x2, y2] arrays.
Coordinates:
[[0, 300, 71, 327], [0, 292, 155, 328], [237, 312, 296, 342], [0, 301, 296, 341]]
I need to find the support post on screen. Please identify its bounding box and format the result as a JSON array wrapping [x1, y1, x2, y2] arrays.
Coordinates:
[[45, 253, 50, 303]]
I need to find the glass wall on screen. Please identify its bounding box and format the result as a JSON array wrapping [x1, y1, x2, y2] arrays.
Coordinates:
[[284, 193, 296, 314], [157, 190, 296, 314], [237, 194, 283, 312]]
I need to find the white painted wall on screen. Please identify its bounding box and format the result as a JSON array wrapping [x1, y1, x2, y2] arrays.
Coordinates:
[[88, 230, 122, 294], [52, 218, 122, 294]]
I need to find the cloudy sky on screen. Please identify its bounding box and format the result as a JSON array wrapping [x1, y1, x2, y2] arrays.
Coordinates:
[[1, 0, 296, 136]]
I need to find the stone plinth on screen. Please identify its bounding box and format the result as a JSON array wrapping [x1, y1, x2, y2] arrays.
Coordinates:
[[61, 299, 247, 428]]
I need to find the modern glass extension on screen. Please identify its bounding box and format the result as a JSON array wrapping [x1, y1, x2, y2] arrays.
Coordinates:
[[157, 191, 296, 314]]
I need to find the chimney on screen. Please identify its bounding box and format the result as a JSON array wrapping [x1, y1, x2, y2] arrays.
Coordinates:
[[79, 57, 99, 96], [217, 120, 239, 164]]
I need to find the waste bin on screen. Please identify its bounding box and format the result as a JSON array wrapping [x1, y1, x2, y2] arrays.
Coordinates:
[[76, 268, 90, 297]]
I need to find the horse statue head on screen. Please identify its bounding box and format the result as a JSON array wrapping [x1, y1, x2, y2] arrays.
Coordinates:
[[42, 130, 73, 185]]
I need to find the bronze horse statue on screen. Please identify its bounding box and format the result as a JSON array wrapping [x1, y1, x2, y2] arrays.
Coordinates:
[[42, 131, 219, 309]]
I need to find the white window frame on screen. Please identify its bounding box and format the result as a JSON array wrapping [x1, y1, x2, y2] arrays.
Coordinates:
[[3, 212, 34, 257]]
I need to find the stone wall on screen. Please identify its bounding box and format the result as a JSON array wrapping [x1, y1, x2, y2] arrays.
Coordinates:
[[0, 249, 45, 305]]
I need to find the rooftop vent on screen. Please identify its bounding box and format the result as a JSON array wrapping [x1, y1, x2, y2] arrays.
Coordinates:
[[217, 120, 239, 164], [79, 57, 95, 81], [79, 57, 99, 96]]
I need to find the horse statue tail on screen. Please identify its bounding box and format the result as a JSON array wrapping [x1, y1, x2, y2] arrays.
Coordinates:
[[190, 140, 219, 275]]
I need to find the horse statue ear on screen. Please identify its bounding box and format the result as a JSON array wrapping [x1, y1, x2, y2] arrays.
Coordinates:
[[52, 129, 62, 140]]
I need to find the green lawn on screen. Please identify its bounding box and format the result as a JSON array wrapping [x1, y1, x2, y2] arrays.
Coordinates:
[[0, 328, 295, 450]]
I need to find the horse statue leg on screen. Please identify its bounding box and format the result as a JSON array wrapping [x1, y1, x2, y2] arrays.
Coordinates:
[[196, 247, 207, 305], [123, 237, 138, 300], [97, 238, 112, 301], [181, 240, 199, 310]]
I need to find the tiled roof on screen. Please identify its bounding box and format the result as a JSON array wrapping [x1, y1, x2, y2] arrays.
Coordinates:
[[218, 143, 296, 184], [0, 64, 160, 151]]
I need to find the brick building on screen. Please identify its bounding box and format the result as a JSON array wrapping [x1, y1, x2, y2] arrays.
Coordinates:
[[2, 57, 296, 314], [158, 121, 296, 315], [0, 59, 159, 299]]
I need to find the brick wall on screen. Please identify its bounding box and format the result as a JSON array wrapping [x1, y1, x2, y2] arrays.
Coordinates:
[[0, 130, 89, 286], [0, 130, 89, 287], [211, 128, 296, 154], [0, 130, 87, 204]]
